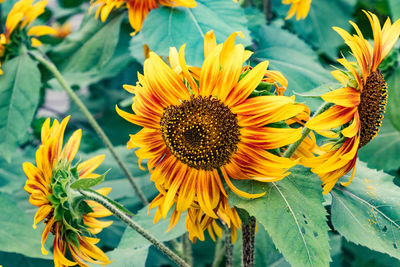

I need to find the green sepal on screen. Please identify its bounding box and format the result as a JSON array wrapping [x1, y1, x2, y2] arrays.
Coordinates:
[[86, 189, 134, 216], [66, 231, 81, 249], [70, 170, 109, 189]]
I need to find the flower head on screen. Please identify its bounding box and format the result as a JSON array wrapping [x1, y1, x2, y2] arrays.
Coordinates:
[[23, 116, 112, 266], [283, 0, 312, 20], [117, 31, 305, 241], [90, 0, 197, 34], [303, 11, 400, 194], [0, 0, 56, 74]]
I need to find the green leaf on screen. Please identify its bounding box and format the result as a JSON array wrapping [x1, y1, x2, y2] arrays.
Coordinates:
[[293, 82, 342, 98], [0, 192, 51, 259], [276, 0, 357, 59], [140, 0, 251, 67], [49, 14, 123, 73], [70, 171, 108, 189], [251, 24, 334, 111], [0, 252, 53, 267], [0, 54, 41, 162], [389, 0, 400, 20], [229, 167, 330, 267], [106, 206, 187, 265], [331, 161, 400, 259], [387, 68, 400, 131], [358, 118, 400, 171]]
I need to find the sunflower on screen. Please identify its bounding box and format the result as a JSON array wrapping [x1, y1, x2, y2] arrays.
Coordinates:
[[303, 11, 400, 194], [116, 31, 305, 241], [282, 0, 312, 20], [0, 0, 56, 74], [90, 0, 196, 34], [23, 116, 112, 267]]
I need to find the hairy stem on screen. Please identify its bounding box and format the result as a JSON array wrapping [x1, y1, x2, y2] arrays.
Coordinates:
[[30, 51, 148, 206], [225, 227, 233, 267], [242, 217, 256, 267], [79, 189, 189, 267], [263, 0, 273, 23], [283, 102, 332, 158]]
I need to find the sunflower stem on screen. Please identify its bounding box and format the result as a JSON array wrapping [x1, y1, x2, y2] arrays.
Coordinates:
[[225, 226, 233, 267], [242, 216, 256, 267], [78, 189, 190, 267], [29, 51, 149, 206], [263, 0, 273, 23], [283, 102, 332, 158]]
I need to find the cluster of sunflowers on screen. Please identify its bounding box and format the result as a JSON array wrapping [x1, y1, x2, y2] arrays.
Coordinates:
[[0, 0, 398, 265]]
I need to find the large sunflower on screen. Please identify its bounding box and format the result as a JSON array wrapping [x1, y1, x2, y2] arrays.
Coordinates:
[[117, 31, 305, 241], [303, 11, 400, 194], [0, 0, 56, 74], [23, 116, 112, 267], [90, 0, 196, 34], [282, 0, 312, 20]]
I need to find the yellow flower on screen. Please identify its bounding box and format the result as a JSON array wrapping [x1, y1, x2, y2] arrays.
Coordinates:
[[23, 116, 113, 267], [90, 0, 197, 34], [53, 22, 72, 39], [283, 0, 312, 20], [117, 31, 305, 241], [0, 0, 56, 74], [303, 11, 400, 194]]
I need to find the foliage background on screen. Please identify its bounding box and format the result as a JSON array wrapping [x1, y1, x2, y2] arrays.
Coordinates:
[[1, 0, 400, 266]]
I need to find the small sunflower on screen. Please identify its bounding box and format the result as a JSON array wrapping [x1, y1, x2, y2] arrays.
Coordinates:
[[282, 0, 312, 20], [117, 31, 305, 241], [23, 116, 113, 267], [303, 11, 400, 194], [0, 0, 56, 74], [89, 0, 196, 34]]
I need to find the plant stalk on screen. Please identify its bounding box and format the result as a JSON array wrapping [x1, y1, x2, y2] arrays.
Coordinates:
[[225, 227, 233, 267], [30, 51, 148, 206], [79, 189, 190, 267], [211, 235, 224, 267], [283, 102, 332, 158], [242, 216, 256, 267]]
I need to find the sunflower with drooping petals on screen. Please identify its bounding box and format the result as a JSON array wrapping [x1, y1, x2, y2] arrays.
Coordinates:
[[303, 11, 400, 194], [23, 116, 113, 267], [89, 0, 196, 34], [0, 0, 56, 74], [116, 30, 305, 241], [283, 0, 312, 20]]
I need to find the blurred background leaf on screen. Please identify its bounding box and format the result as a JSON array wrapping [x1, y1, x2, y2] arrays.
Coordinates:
[[140, 0, 251, 67]]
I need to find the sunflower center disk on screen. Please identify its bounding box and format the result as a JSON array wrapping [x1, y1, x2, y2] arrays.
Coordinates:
[[160, 95, 240, 170], [358, 69, 388, 148]]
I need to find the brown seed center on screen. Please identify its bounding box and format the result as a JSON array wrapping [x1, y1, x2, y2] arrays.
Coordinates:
[[160, 95, 240, 170], [358, 69, 387, 148]]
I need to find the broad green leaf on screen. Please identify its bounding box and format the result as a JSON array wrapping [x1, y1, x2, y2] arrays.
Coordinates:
[[358, 118, 400, 171], [140, 0, 251, 67], [49, 14, 123, 73], [0, 252, 53, 267], [70, 171, 107, 189], [389, 0, 400, 19], [0, 193, 51, 259], [331, 162, 400, 259], [274, 0, 356, 59], [0, 54, 41, 162], [387, 68, 400, 131], [251, 24, 333, 109], [293, 82, 342, 98], [229, 167, 330, 267], [106, 206, 187, 265], [341, 239, 400, 267]]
